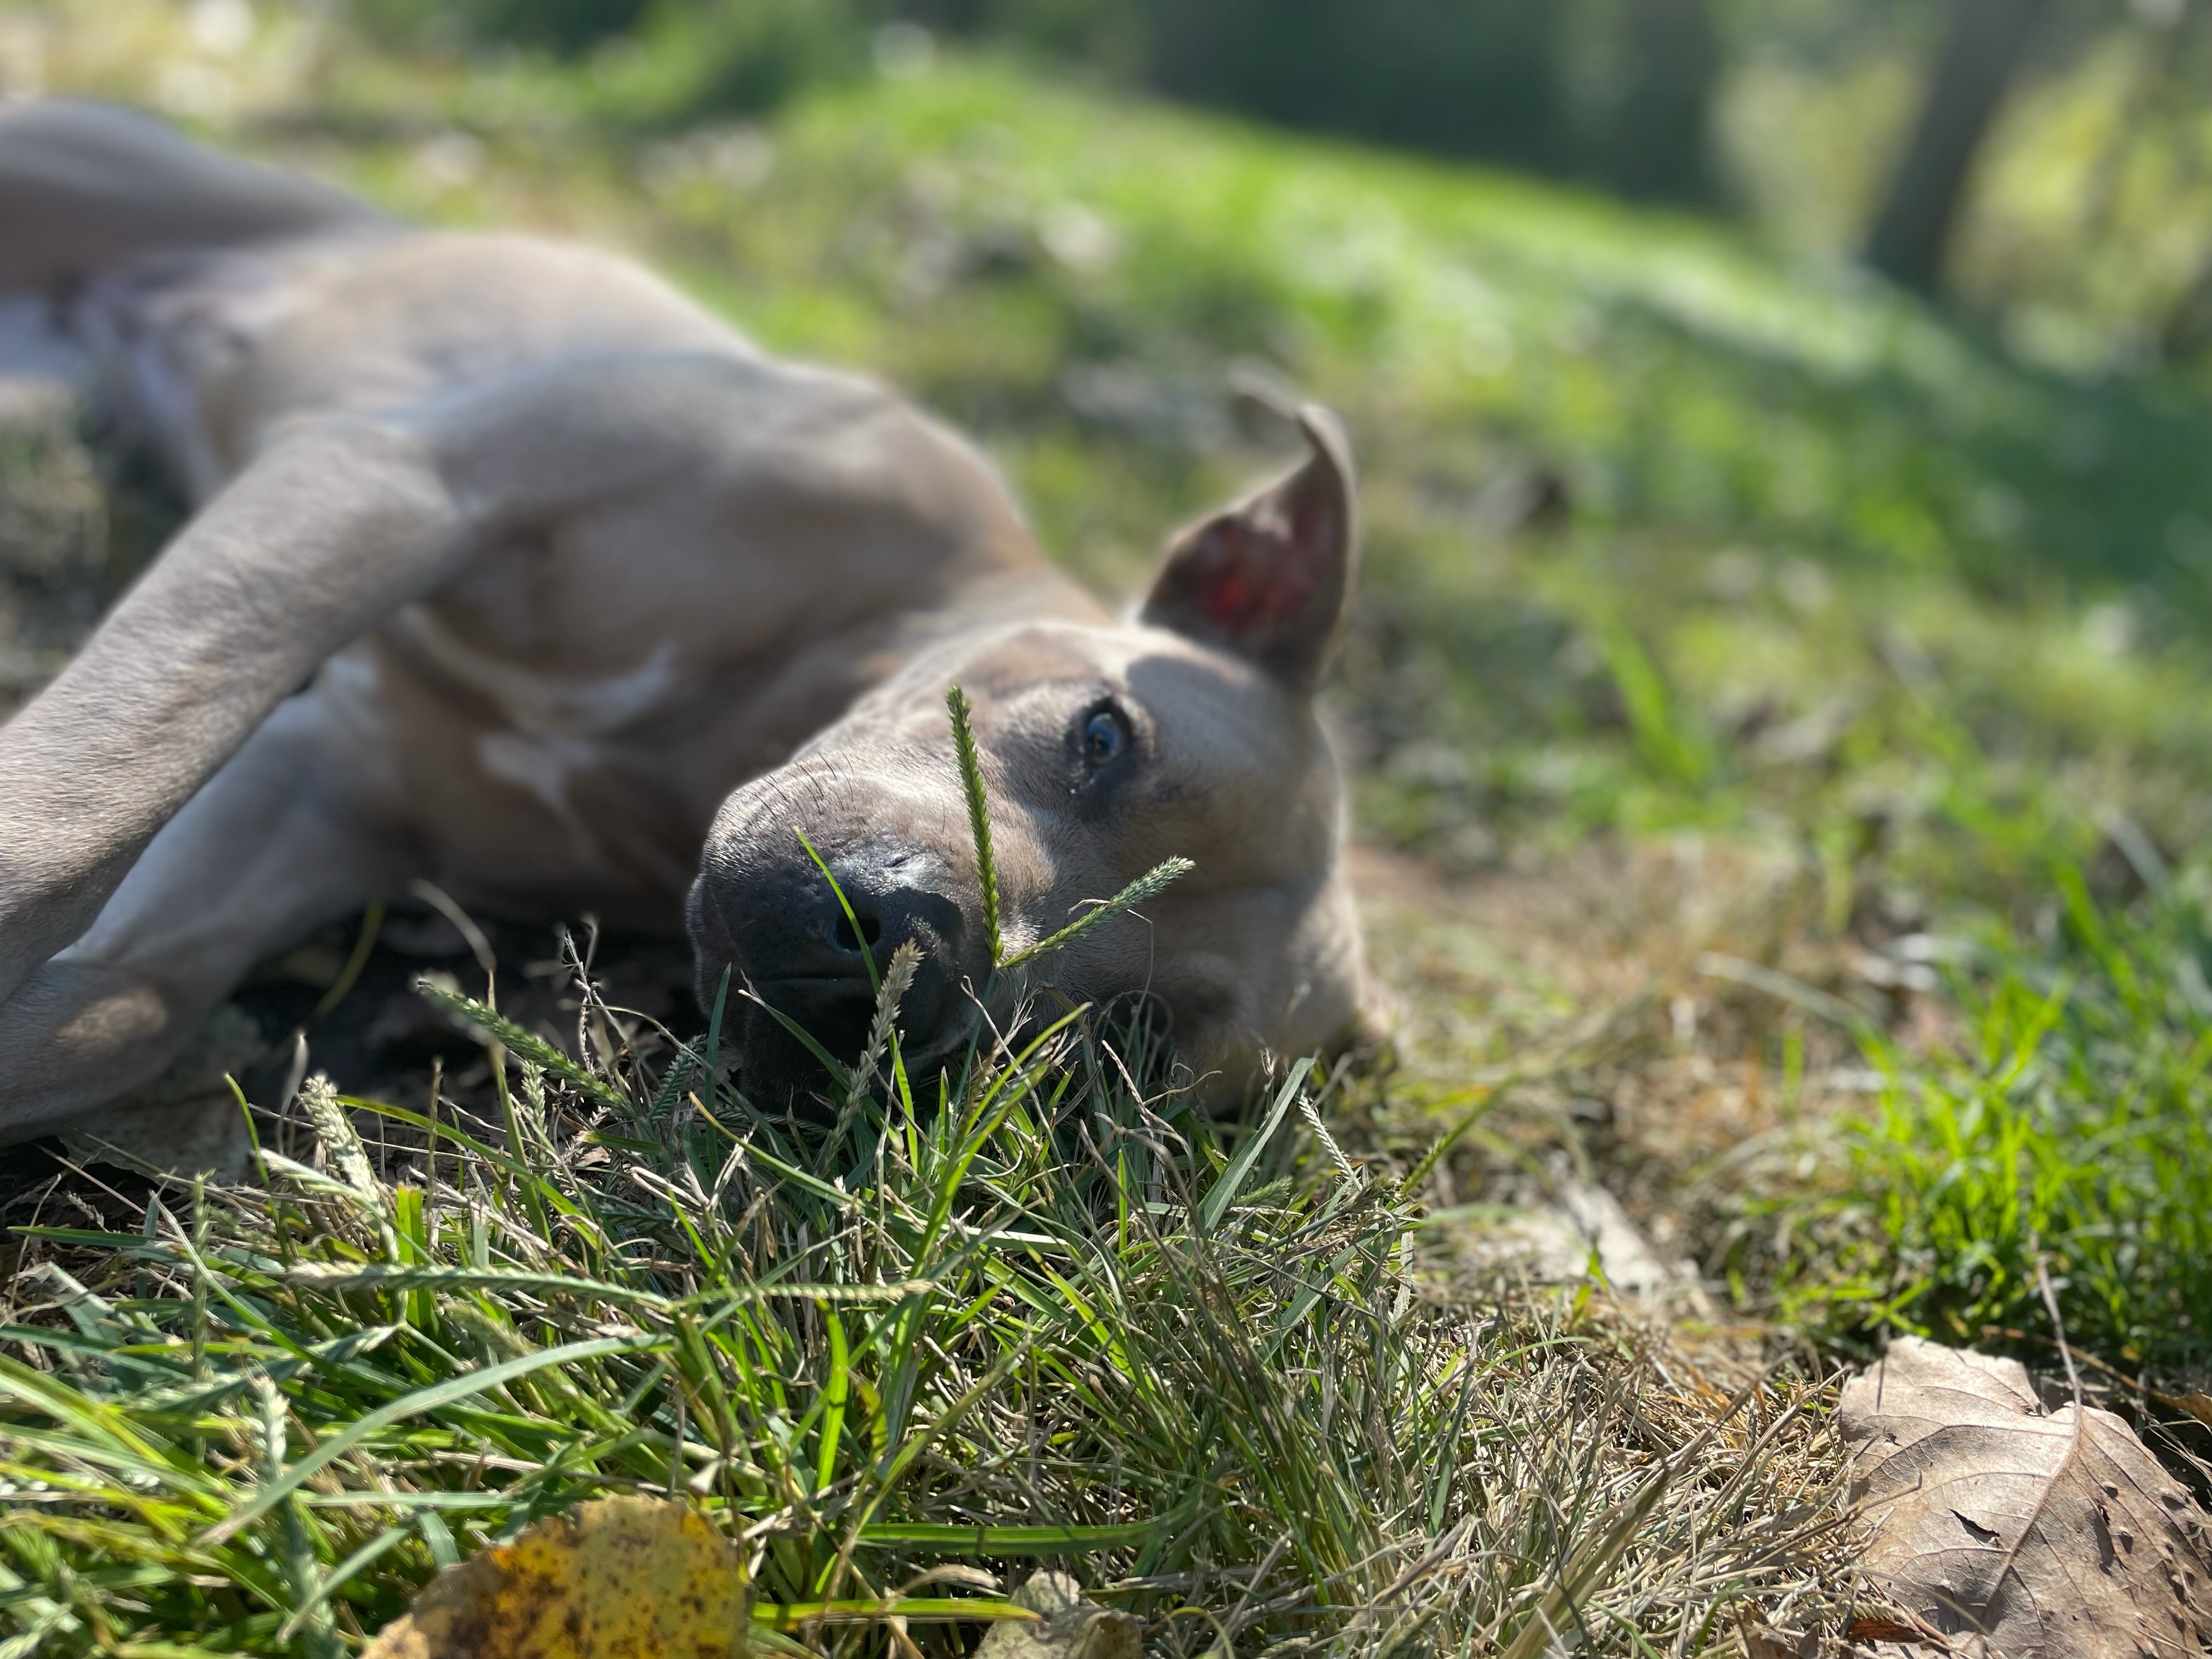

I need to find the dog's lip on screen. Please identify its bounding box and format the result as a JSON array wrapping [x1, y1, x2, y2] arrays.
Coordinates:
[[721, 1007, 977, 1087], [747, 972, 879, 991]]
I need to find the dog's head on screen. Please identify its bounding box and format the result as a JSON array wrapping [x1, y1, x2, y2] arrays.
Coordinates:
[[686, 405, 1374, 1110]]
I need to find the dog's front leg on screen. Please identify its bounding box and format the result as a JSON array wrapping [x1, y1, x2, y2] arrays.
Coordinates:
[[0, 417, 465, 1009], [0, 676, 410, 1143], [0, 354, 763, 1011]]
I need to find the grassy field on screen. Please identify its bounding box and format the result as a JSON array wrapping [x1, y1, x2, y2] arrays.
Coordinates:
[[4, 1, 2212, 1651]]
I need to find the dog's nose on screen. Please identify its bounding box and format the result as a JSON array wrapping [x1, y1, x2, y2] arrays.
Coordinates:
[[772, 871, 964, 986], [687, 850, 983, 1113]]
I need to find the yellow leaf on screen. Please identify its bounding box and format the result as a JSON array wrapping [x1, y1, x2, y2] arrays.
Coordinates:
[[364, 1497, 747, 1659]]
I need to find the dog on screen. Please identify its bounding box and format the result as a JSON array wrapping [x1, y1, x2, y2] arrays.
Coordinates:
[[0, 101, 1375, 1148]]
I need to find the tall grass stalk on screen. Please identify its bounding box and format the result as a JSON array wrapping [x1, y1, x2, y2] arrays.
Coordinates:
[[944, 683, 1192, 972], [946, 684, 1004, 965]]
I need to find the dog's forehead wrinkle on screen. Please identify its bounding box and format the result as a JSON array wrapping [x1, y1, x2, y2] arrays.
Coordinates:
[[887, 617, 1188, 708]]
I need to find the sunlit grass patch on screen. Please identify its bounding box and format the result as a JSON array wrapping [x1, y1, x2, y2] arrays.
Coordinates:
[[1, 682, 1854, 1656], [1733, 855, 2212, 1380]]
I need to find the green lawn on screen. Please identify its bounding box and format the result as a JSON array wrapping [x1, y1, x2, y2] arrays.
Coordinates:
[[5, 3, 2212, 1651]]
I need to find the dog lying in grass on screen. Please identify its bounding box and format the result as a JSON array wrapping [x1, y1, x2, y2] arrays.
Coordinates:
[[0, 101, 1376, 1143]]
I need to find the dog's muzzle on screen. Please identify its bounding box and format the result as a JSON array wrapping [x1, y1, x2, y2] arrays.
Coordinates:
[[685, 842, 986, 1114]]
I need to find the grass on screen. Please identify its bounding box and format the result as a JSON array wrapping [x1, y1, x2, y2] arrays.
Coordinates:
[[0, 977, 1853, 1654], [1725, 853, 2212, 1375]]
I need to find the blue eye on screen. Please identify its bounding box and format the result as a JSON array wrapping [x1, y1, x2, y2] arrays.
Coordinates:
[[1081, 706, 1129, 767]]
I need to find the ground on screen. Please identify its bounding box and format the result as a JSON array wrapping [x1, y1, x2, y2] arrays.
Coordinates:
[[3, 2, 2211, 1653]]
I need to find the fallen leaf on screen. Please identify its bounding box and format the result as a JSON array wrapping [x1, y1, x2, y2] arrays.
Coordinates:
[[972, 1572, 1140, 1659], [1838, 1337, 2212, 1658], [363, 1496, 747, 1659]]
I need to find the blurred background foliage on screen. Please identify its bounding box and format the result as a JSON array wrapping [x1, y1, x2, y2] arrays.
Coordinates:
[[334, 0, 2212, 375]]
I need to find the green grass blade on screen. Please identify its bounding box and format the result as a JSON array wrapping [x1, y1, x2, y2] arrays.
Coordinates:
[[815, 1305, 849, 1494], [274, 1524, 409, 1646], [1199, 1057, 1314, 1231], [798, 829, 882, 1000], [198, 1334, 667, 1547], [279, 1265, 674, 1311], [855, 1521, 1159, 1553]]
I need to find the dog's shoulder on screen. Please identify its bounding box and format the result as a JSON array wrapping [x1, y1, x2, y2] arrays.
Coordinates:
[[587, 349, 1045, 583]]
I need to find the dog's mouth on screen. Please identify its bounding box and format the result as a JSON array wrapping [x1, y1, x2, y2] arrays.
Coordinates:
[[685, 848, 993, 1118], [721, 967, 981, 1116]]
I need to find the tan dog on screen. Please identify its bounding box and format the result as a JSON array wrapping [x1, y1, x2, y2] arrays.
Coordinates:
[[0, 101, 1373, 1140]]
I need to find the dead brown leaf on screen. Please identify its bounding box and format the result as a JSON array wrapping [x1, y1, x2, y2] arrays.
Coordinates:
[[1838, 1337, 2212, 1658], [1746, 1618, 1822, 1657]]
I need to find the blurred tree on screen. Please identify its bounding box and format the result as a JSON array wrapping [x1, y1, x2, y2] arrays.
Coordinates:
[[1573, 0, 1722, 204], [1142, 0, 1570, 172], [904, 0, 1724, 198], [1865, 0, 2050, 294], [353, 0, 653, 54]]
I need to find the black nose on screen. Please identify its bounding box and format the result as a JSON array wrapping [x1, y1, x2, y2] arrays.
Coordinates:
[[686, 851, 982, 1113]]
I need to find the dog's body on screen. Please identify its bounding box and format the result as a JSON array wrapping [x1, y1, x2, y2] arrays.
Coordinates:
[[0, 103, 1372, 1141]]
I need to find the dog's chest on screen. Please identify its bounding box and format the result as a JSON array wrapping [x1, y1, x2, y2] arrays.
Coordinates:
[[383, 602, 686, 742], [348, 599, 895, 923], [343, 625, 700, 921]]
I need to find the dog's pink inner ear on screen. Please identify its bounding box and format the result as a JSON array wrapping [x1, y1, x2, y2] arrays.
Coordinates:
[[1140, 407, 1357, 691]]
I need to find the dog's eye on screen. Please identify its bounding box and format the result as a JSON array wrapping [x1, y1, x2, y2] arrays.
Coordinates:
[[1081, 706, 1130, 768]]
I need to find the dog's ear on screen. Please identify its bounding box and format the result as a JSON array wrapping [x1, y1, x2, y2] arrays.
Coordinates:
[[1140, 404, 1357, 692]]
